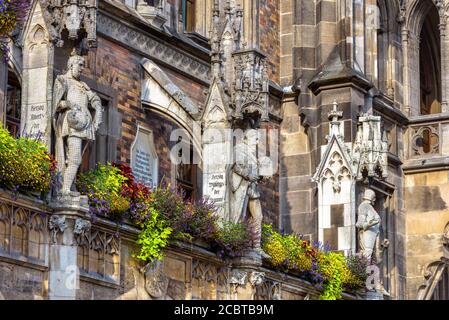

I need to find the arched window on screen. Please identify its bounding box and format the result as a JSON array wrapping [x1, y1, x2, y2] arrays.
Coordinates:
[[174, 138, 199, 202], [419, 3, 441, 115]]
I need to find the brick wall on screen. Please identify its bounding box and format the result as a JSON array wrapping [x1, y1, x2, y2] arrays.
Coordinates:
[[260, 0, 280, 83]]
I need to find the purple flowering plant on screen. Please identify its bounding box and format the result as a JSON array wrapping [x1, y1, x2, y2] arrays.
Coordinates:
[[0, 0, 31, 61]]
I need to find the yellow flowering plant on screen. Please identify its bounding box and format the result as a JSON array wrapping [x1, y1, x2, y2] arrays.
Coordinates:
[[0, 126, 55, 195], [262, 224, 367, 300]]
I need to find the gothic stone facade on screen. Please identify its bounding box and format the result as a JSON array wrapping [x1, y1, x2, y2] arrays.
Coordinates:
[[0, 0, 448, 300]]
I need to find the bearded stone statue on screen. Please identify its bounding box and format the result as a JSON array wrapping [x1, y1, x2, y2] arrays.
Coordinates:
[[52, 50, 103, 195]]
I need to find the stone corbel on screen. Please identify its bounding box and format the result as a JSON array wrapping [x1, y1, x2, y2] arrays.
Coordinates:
[[48, 215, 67, 244], [248, 271, 265, 300], [229, 270, 247, 300], [73, 218, 91, 247]]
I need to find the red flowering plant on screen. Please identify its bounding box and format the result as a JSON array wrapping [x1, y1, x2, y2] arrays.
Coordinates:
[[112, 163, 153, 222]]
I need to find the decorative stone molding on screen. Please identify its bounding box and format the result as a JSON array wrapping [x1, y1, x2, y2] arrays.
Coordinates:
[[96, 14, 210, 84], [312, 102, 354, 186], [0, 198, 49, 262], [48, 215, 67, 244]]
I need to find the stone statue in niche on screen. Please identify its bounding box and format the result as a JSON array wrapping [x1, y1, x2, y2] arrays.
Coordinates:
[[52, 49, 103, 195], [356, 189, 381, 263], [230, 122, 269, 259], [356, 188, 390, 296]]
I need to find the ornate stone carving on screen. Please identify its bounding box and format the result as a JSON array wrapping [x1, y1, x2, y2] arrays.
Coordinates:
[[352, 114, 389, 180], [41, 0, 97, 47], [192, 260, 217, 283], [229, 270, 247, 286], [143, 259, 170, 299], [323, 152, 351, 194], [248, 271, 265, 300], [52, 50, 103, 195], [312, 102, 354, 191], [410, 124, 440, 156], [233, 50, 269, 121], [417, 258, 449, 300], [356, 188, 389, 297], [249, 271, 265, 287], [210, 1, 269, 121], [73, 218, 91, 247], [255, 280, 281, 300], [96, 14, 210, 84], [48, 215, 67, 244]]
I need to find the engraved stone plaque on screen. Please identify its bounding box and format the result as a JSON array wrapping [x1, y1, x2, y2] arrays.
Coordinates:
[[131, 126, 158, 188]]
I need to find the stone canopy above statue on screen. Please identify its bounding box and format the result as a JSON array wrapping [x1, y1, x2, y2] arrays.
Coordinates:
[[40, 0, 98, 47]]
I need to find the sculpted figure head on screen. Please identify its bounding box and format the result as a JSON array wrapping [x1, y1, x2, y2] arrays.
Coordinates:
[[363, 188, 376, 204], [67, 50, 85, 80]]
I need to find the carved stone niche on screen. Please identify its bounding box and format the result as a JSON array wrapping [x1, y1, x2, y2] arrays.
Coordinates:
[[232, 49, 269, 122]]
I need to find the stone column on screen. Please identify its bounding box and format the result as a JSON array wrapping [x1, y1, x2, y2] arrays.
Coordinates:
[[48, 195, 90, 300], [439, 20, 449, 113], [401, 27, 411, 116]]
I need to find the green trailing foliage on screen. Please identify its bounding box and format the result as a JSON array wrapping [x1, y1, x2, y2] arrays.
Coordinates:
[[262, 224, 367, 300]]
